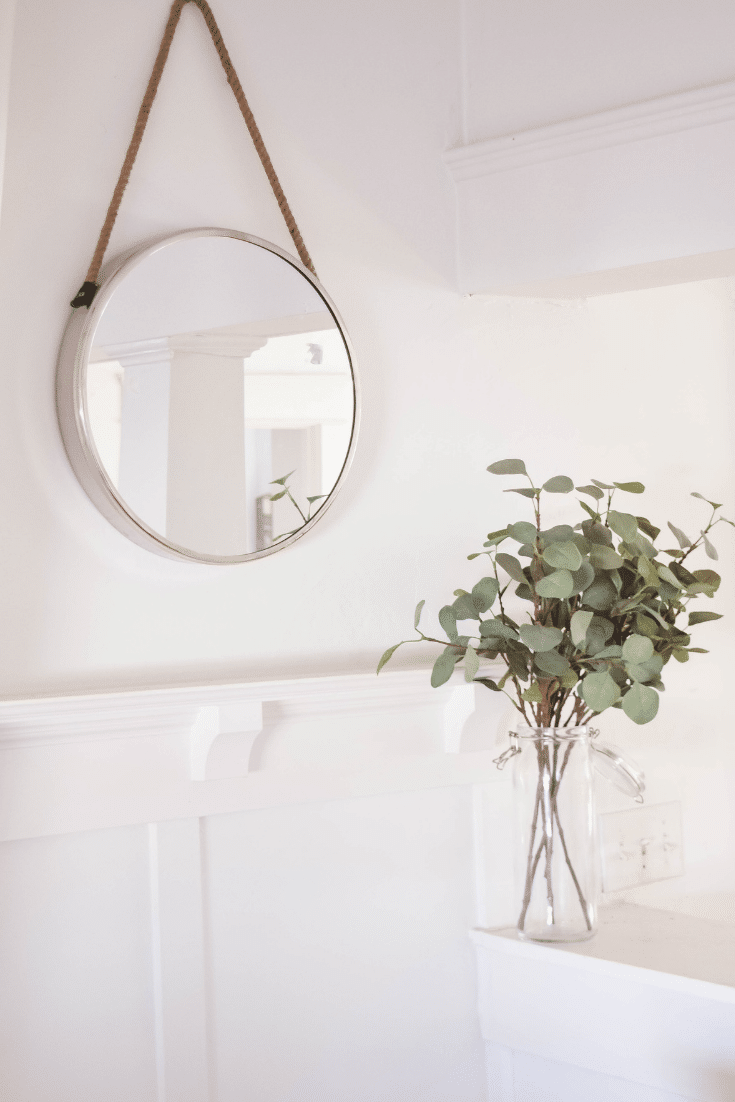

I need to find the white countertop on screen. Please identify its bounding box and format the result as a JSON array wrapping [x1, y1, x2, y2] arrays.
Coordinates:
[[481, 901, 735, 990]]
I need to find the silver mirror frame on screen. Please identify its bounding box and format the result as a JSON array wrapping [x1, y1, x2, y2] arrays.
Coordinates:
[[56, 228, 360, 564]]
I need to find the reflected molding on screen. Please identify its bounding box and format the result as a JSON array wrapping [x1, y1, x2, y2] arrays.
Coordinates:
[[57, 228, 359, 563]]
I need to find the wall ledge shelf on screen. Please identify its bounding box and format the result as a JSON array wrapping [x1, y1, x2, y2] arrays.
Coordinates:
[[473, 902, 735, 1102]]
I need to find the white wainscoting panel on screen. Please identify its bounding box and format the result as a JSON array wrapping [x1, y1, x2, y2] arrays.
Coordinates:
[[0, 670, 505, 1102]]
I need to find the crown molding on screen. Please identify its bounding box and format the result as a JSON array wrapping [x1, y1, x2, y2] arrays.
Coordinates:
[[444, 79, 735, 181]]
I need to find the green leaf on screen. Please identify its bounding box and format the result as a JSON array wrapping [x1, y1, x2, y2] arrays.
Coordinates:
[[535, 569, 574, 599], [576, 484, 605, 500], [495, 553, 527, 584], [452, 594, 480, 621], [667, 522, 692, 549], [692, 492, 723, 509], [541, 525, 576, 542], [636, 516, 661, 541], [702, 533, 718, 560], [522, 682, 543, 703], [431, 651, 457, 687], [592, 479, 615, 489], [504, 487, 539, 499], [487, 458, 527, 476], [637, 555, 660, 589], [571, 610, 593, 646], [474, 677, 501, 691], [543, 475, 574, 493], [515, 582, 535, 602], [508, 521, 538, 544], [607, 511, 638, 543], [615, 481, 645, 494], [583, 521, 613, 546], [581, 578, 617, 610], [270, 470, 296, 486], [472, 577, 499, 612], [377, 642, 403, 674], [534, 649, 570, 675], [578, 499, 599, 520], [518, 624, 564, 651], [585, 616, 614, 654], [570, 561, 595, 595], [269, 489, 287, 501], [480, 619, 519, 641], [485, 528, 509, 545], [622, 634, 654, 664], [589, 544, 624, 570], [657, 564, 682, 589], [593, 645, 623, 660], [542, 541, 583, 571], [691, 569, 721, 594], [464, 646, 480, 682], [688, 611, 723, 625], [560, 668, 580, 689], [580, 670, 621, 712], [622, 682, 659, 724], [672, 648, 689, 663], [438, 604, 457, 634]]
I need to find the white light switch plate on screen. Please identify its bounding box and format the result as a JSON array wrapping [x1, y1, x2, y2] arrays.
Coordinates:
[[599, 801, 684, 892]]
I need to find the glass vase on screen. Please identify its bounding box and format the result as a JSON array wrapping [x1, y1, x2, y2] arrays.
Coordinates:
[[512, 725, 598, 942]]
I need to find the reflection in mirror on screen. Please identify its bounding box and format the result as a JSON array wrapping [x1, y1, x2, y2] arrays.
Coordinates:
[[82, 235, 355, 559]]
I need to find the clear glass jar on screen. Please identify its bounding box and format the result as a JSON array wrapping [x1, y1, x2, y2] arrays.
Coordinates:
[[512, 725, 598, 943]]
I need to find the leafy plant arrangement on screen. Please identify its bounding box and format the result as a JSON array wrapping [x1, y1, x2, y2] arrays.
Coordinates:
[[269, 470, 327, 543], [378, 459, 732, 728]]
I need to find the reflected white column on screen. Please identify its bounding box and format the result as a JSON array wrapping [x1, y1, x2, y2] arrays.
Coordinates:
[[166, 333, 265, 556], [96, 339, 172, 534]]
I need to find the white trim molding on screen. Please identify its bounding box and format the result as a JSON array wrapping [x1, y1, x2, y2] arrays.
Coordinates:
[[444, 79, 735, 295], [445, 79, 735, 180], [0, 668, 507, 841]]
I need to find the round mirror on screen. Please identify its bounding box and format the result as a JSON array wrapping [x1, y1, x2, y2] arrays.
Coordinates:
[[57, 229, 358, 563]]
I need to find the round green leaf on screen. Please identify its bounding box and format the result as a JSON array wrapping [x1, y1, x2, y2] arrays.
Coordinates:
[[439, 605, 458, 640], [570, 610, 593, 646], [542, 475, 574, 493], [480, 619, 519, 640], [495, 553, 527, 584], [607, 511, 638, 543], [576, 484, 604, 500], [414, 600, 425, 629], [622, 682, 659, 724], [580, 670, 621, 712], [534, 649, 570, 676], [622, 634, 654, 664], [580, 578, 616, 610], [535, 569, 574, 599], [487, 459, 527, 475], [464, 646, 480, 682], [472, 577, 499, 612], [589, 545, 624, 570], [431, 651, 457, 687], [614, 481, 645, 494], [542, 541, 582, 571], [508, 521, 538, 544], [570, 561, 595, 595], [541, 525, 575, 542], [667, 522, 692, 549], [518, 624, 564, 651]]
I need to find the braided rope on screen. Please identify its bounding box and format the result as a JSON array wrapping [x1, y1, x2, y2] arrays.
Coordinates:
[[72, 0, 314, 308]]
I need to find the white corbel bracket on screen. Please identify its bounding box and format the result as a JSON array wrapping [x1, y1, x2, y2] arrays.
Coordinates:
[[190, 701, 264, 781], [443, 683, 478, 753]]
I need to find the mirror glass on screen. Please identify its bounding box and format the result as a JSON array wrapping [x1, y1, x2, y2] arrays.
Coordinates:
[[81, 233, 356, 560]]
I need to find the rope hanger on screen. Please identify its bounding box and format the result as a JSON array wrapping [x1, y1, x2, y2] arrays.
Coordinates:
[[71, 0, 315, 309]]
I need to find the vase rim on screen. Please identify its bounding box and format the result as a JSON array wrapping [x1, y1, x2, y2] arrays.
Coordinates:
[[514, 724, 591, 740]]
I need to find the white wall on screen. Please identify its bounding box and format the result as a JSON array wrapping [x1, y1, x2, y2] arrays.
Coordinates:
[[0, 1, 734, 1099]]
